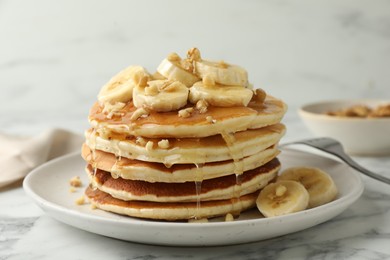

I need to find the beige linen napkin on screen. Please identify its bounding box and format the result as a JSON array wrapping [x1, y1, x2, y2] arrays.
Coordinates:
[[0, 129, 83, 188]]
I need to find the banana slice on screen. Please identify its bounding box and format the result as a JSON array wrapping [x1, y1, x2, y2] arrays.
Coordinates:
[[189, 82, 253, 107], [256, 180, 309, 217], [98, 66, 150, 103], [133, 79, 189, 112], [278, 167, 338, 208], [194, 60, 248, 86], [157, 54, 200, 87]]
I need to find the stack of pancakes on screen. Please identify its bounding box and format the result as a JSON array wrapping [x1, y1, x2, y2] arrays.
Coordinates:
[[82, 49, 287, 221]]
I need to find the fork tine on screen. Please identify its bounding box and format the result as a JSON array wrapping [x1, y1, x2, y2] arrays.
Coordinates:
[[280, 137, 390, 185]]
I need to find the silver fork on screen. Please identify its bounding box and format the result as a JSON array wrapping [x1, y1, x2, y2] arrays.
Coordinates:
[[280, 137, 390, 185]]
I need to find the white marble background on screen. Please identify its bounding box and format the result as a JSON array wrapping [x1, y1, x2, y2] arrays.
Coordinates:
[[1, 0, 390, 259]]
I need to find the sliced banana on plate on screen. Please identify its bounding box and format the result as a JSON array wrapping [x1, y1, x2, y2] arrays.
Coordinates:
[[98, 66, 150, 103], [194, 60, 248, 86], [157, 53, 200, 87], [256, 180, 309, 217], [189, 82, 253, 107], [278, 167, 338, 208], [133, 79, 189, 112]]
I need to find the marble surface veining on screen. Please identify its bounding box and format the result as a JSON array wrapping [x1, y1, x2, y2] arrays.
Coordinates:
[[1, 0, 390, 259]]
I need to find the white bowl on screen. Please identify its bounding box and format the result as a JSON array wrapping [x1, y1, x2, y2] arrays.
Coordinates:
[[299, 99, 390, 156]]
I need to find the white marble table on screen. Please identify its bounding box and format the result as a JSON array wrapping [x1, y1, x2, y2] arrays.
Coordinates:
[[1, 0, 390, 259]]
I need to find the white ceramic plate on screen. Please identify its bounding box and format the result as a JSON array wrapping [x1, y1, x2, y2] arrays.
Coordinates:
[[23, 149, 363, 246]]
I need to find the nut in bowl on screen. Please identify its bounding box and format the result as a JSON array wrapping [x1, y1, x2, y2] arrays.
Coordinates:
[[299, 99, 390, 156]]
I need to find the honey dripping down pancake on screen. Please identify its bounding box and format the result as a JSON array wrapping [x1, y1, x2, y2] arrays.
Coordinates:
[[84, 123, 286, 165], [85, 158, 280, 202], [82, 47, 288, 221], [81, 142, 280, 183]]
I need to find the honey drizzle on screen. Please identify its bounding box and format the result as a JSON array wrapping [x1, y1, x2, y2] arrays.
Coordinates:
[[221, 131, 244, 215], [109, 136, 123, 179], [194, 163, 204, 219], [89, 128, 98, 177]]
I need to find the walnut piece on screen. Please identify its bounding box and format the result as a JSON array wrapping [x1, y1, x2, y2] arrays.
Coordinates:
[[252, 88, 266, 103], [158, 139, 170, 149], [130, 107, 149, 121], [178, 107, 194, 118], [167, 52, 181, 62], [69, 176, 82, 187], [326, 103, 390, 118], [370, 104, 390, 117], [196, 100, 208, 114], [187, 47, 201, 61], [145, 141, 154, 151], [135, 136, 147, 146], [75, 196, 85, 205], [102, 102, 126, 119], [225, 213, 234, 222]]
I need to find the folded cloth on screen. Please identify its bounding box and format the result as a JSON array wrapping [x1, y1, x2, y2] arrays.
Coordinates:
[[0, 129, 83, 188]]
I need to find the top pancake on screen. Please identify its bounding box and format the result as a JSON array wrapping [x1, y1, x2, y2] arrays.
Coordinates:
[[89, 95, 287, 138]]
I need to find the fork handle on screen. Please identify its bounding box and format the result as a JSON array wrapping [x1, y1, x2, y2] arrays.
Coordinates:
[[333, 153, 390, 185]]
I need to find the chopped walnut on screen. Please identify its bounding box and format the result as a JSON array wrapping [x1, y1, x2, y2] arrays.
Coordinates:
[[180, 59, 194, 72], [178, 107, 194, 118], [102, 102, 126, 119], [225, 213, 234, 222], [196, 99, 208, 114], [96, 128, 111, 139], [158, 139, 170, 149], [370, 104, 390, 117], [69, 176, 82, 187], [167, 52, 181, 62], [135, 136, 147, 146], [187, 47, 201, 61], [130, 107, 149, 121], [325, 104, 390, 118], [252, 88, 266, 103], [75, 196, 85, 205], [145, 141, 154, 151], [345, 105, 371, 117]]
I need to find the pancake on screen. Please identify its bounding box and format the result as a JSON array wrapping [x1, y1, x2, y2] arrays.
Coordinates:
[[81, 142, 279, 182], [85, 158, 280, 202], [85, 186, 258, 220], [85, 123, 285, 165], [83, 48, 288, 221], [89, 95, 287, 138]]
